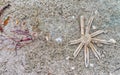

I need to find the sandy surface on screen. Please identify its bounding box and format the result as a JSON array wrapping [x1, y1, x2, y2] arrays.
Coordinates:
[[0, 0, 120, 75]]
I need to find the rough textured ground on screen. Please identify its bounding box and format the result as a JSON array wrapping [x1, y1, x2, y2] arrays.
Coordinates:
[[0, 0, 120, 75]]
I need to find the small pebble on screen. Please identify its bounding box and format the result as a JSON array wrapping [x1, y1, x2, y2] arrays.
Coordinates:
[[108, 39, 116, 43], [55, 37, 62, 43], [95, 10, 99, 15], [97, 43, 103, 47], [101, 53, 105, 58]]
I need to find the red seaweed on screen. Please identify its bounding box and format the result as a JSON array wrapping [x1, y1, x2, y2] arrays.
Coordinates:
[[11, 29, 29, 35], [0, 4, 35, 54]]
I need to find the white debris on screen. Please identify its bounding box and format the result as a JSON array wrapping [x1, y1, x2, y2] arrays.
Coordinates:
[[55, 37, 62, 43], [72, 16, 75, 19], [109, 72, 113, 75], [108, 39, 116, 43], [66, 56, 70, 60], [71, 66, 75, 70], [95, 10, 99, 15], [92, 25, 97, 30], [45, 35, 49, 41], [101, 53, 105, 58], [90, 63, 94, 67]]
